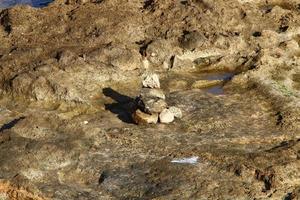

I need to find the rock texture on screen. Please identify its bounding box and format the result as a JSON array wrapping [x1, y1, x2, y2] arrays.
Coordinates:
[[0, 0, 299, 199], [169, 106, 183, 119], [142, 73, 161, 89]]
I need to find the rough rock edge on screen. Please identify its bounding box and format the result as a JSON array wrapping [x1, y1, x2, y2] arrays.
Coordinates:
[[0, 180, 47, 200]]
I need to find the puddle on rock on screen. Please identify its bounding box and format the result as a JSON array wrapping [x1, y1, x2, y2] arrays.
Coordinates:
[[161, 71, 235, 95], [0, 0, 53, 8]]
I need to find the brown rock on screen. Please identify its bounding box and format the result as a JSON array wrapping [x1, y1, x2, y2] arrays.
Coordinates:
[[132, 109, 158, 124], [0, 132, 10, 144]]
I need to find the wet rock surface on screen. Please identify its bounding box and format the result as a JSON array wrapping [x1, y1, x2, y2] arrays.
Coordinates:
[[0, 0, 299, 199]]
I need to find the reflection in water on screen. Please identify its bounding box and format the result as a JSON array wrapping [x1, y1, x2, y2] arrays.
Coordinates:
[[204, 72, 235, 95], [205, 72, 235, 82], [0, 0, 52, 8], [163, 71, 235, 96], [204, 86, 224, 95]]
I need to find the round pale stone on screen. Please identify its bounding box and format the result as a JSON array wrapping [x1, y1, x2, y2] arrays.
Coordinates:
[[159, 109, 175, 124]]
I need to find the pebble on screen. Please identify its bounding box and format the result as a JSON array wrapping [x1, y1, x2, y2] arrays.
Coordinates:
[[159, 109, 175, 124], [132, 109, 158, 124], [142, 73, 160, 89], [168, 106, 182, 119]]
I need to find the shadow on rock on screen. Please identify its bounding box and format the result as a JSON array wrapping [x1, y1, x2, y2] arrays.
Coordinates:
[[103, 88, 136, 124]]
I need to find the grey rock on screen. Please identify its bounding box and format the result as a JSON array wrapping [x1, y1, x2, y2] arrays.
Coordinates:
[[135, 96, 167, 114], [179, 31, 206, 50], [169, 106, 182, 119]]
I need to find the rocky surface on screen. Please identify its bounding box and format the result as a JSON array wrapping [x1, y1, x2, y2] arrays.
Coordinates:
[[0, 0, 299, 199]]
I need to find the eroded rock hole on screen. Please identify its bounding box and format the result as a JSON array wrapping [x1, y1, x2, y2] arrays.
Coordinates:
[[279, 25, 289, 33], [136, 40, 153, 57], [0, 10, 11, 34], [180, 0, 189, 6], [275, 111, 283, 126], [92, 0, 104, 4], [255, 168, 275, 192], [252, 31, 262, 37], [143, 0, 156, 12], [98, 171, 109, 185]]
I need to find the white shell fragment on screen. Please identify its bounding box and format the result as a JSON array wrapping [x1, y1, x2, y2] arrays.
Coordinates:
[[171, 156, 199, 164]]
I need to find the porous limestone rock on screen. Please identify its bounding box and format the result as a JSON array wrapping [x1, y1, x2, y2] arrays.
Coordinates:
[[142, 73, 160, 89]]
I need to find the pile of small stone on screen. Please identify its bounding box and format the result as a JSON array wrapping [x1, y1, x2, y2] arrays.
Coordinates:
[[132, 73, 182, 124]]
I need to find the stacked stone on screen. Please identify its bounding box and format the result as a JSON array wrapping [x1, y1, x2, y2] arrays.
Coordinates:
[[132, 73, 182, 124]]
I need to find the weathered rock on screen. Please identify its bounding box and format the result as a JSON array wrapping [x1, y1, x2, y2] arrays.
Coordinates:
[[142, 73, 160, 89], [159, 109, 175, 124], [110, 48, 142, 71], [172, 55, 195, 70], [194, 56, 223, 67], [179, 31, 206, 50], [191, 80, 223, 89], [0, 132, 10, 144], [146, 40, 181, 68], [168, 106, 182, 119], [57, 50, 77, 65], [136, 97, 167, 114], [140, 88, 165, 99], [132, 109, 158, 124]]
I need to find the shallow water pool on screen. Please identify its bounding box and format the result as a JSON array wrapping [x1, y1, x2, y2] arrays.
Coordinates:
[[0, 0, 52, 8]]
